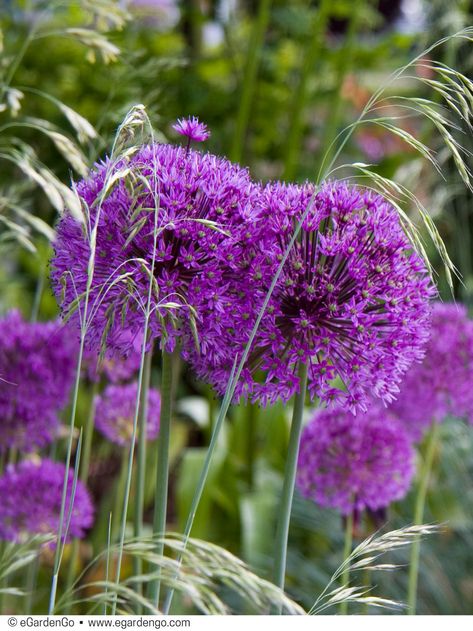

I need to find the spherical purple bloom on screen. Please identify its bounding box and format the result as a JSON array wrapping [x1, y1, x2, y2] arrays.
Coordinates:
[[297, 405, 415, 515], [192, 181, 435, 412], [95, 382, 161, 446], [0, 459, 94, 542], [172, 116, 210, 143], [51, 142, 263, 359], [390, 302, 473, 440], [0, 311, 77, 451]]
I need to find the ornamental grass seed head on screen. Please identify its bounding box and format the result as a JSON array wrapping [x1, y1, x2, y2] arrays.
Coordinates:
[[95, 381, 161, 446], [297, 405, 415, 515], [0, 459, 94, 543]]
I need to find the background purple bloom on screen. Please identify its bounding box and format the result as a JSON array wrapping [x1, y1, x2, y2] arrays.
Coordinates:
[[297, 405, 416, 515], [0, 459, 94, 542], [193, 181, 434, 411], [390, 302, 473, 441], [0, 311, 77, 451], [95, 381, 161, 446], [51, 142, 264, 361]]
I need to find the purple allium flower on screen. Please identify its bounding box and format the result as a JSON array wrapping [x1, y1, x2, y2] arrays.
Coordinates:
[[192, 181, 434, 411], [0, 311, 77, 451], [390, 302, 473, 440], [95, 382, 161, 446], [0, 459, 94, 542], [297, 405, 415, 515], [172, 117, 211, 143], [82, 331, 143, 384], [51, 142, 263, 358]]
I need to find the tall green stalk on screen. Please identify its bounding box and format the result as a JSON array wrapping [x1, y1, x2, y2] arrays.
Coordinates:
[[283, 0, 332, 180], [230, 0, 272, 163], [339, 510, 354, 615], [272, 361, 309, 612], [64, 380, 99, 612], [407, 422, 440, 615], [149, 349, 175, 607], [133, 348, 153, 611]]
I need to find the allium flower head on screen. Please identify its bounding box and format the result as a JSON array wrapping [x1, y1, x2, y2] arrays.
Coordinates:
[[193, 181, 434, 411], [0, 311, 77, 451], [0, 459, 94, 542], [390, 302, 473, 440], [51, 141, 263, 358], [95, 382, 161, 446], [297, 405, 415, 515], [172, 116, 210, 143]]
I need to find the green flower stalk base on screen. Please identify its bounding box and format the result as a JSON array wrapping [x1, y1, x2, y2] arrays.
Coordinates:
[[272, 361, 309, 612], [407, 421, 440, 615], [149, 349, 175, 608], [339, 510, 354, 615]]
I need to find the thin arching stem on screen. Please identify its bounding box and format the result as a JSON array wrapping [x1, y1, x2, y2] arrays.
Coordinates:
[[339, 510, 354, 615]]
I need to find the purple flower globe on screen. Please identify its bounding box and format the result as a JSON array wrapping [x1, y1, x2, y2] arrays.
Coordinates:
[[0, 459, 94, 542], [0, 311, 77, 451], [390, 302, 473, 440], [297, 405, 415, 515], [51, 133, 264, 360], [95, 382, 161, 446], [192, 181, 435, 412]]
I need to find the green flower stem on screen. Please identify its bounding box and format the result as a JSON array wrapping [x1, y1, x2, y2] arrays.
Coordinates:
[[112, 449, 132, 544], [246, 403, 257, 491], [407, 421, 440, 615], [133, 348, 153, 612], [149, 349, 175, 608], [283, 0, 332, 180], [230, 0, 272, 163], [63, 380, 99, 613], [339, 510, 354, 615], [272, 361, 309, 611]]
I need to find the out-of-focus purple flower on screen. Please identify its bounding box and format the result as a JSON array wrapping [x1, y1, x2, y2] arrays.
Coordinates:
[[51, 137, 264, 359], [192, 181, 434, 412], [95, 382, 161, 446], [0, 459, 94, 542], [172, 116, 211, 143], [0, 311, 77, 451], [390, 302, 473, 440], [82, 331, 143, 384], [297, 405, 415, 515]]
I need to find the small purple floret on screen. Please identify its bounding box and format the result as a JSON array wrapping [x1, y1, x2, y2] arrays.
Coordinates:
[[172, 116, 210, 143]]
